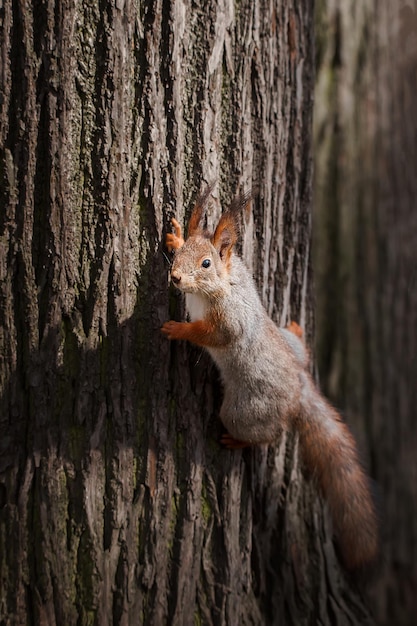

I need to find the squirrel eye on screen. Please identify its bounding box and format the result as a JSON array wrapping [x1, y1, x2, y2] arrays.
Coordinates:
[[201, 259, 211, 269]]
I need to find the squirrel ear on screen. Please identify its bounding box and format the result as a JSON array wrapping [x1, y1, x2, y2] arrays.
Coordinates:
[[211, 190, 251, 263], [212, 213, 238, 263], [188, 183, 216, 237]]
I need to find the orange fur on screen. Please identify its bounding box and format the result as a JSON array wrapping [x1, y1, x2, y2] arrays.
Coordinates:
[[287, 321, 303, 338], [161, 319, 225, 347], [211, 213, 238, 268], [187, 184, 215, 236], [297, 392, 378, 569], [166, 218, 184, 251]]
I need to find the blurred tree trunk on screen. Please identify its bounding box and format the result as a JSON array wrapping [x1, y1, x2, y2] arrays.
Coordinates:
[[314, 1, 417, 624], [1, 0, 373, 624]]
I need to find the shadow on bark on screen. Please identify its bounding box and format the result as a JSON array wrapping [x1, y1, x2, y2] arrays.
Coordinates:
[[0, 274, 374, 624]]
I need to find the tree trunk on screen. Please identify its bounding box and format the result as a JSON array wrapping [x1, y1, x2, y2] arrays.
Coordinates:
[[314, 1, 417, 624], [1, 0, 372, 624]]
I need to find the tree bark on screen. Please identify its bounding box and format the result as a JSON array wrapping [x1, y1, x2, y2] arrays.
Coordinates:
[[314, 1, 417, 624], [1, 0, 372, 624]]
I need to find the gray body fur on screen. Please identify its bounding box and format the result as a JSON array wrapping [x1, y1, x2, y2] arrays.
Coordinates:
[[163, 216, 378, 568], [186, 254, 305, 443]]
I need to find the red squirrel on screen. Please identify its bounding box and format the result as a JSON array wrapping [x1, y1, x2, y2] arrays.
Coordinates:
[[161, 189, 378, 570]]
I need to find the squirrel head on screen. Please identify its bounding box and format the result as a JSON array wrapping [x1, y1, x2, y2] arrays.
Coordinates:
[[169, 188, 250, 296]]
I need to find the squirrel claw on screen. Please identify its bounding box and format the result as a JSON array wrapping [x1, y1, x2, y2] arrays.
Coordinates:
[[221, 433, 251, 449]]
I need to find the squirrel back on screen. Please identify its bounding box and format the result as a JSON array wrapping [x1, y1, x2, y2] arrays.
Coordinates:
[[162, 189, 378, 569]]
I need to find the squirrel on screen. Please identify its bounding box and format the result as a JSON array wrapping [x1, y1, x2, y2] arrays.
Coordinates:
[[161, 189, 378, 570]]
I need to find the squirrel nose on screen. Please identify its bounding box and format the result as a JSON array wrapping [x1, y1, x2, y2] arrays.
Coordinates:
[[171, 272, 181, 285]]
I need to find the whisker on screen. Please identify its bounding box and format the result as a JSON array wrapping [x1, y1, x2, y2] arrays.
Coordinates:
[[195, 350, 204, 366], [162, 252, 172, 267]]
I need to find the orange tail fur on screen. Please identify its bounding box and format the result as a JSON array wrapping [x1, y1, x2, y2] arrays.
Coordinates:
[[297, 374, 378, 569]]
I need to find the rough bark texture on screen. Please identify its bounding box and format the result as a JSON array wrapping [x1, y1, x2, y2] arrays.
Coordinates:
[[1, 0, 373, 624], [314, 1, 417, 624]]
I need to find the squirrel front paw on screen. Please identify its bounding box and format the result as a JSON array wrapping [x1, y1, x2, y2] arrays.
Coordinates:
[[161, 320, 184, 340]]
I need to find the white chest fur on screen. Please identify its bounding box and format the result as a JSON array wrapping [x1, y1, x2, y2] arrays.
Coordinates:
[[185, 293, 208, 321]]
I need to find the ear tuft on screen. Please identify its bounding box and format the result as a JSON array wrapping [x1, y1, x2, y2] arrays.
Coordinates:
[[187, 182, 216, 237], [228, 190, 252, 219], [211, 190, 251, 264]]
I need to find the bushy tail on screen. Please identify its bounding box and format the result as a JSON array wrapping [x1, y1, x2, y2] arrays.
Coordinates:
[[297, 373, 378, 569]]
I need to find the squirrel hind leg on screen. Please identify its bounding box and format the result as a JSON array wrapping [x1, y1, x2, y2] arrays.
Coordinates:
[[280, 325, 310, 369], [221, 433, 252, 449], [286, 321, 303, 338]]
